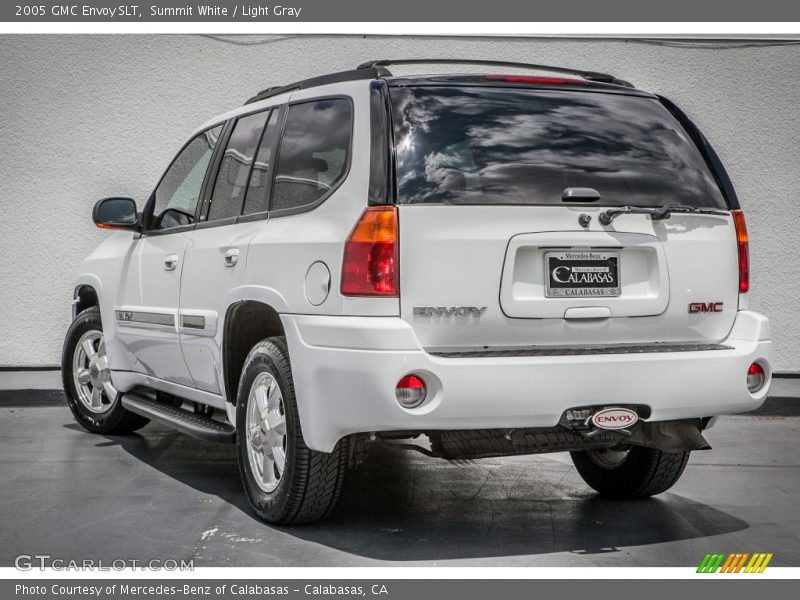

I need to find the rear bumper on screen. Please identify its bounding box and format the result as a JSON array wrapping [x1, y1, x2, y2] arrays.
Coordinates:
[[282, 311, 771, 452]]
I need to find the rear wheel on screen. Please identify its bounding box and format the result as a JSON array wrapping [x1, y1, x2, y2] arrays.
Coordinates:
[[570, 445, 690, 498], [61, 306, 149, 434], [236, 337, 348, 525]]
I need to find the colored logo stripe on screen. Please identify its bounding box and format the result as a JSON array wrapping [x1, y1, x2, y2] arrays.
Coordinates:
[[697, 553, 772, 573], [722, 553, 749, 573], [720, 553, 737, 572], [745, 553, 773, 573], [697, 553, 725, 573]]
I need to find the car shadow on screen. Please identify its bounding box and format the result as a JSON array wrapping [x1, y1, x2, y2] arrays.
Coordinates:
[[80, 423, 749, 562], [64, 421, 252, 514], [290, 443, 750, 561]]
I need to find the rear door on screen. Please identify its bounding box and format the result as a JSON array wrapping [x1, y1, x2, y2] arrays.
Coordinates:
[[179, 108, 280, 394], [389, 84, 738, 351]]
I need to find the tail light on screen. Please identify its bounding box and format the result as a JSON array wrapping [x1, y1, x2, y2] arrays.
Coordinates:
[[341, 206, 399, 297], [395, 374, 427, 408], [484, 74, 587, 86], [747, 362, 766, 393], [732, 209, 749, 293]]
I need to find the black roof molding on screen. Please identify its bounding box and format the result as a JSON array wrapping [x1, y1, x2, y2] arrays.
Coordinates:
[[246, 65, 391, 104], [357, 58, 633, 87], [246, 58, 633, 104]]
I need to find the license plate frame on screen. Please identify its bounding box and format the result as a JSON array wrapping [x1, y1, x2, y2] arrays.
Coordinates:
[[545, 250, 621, 298]]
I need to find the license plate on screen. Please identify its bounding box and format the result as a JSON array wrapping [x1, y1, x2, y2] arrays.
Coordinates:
[[545, 251, 620, 298]]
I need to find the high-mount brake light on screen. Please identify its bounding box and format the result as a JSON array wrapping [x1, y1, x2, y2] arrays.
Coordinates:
[[340, 206, 399, 297], [484, 74, 587, 86], [732, 209, 750, 293]]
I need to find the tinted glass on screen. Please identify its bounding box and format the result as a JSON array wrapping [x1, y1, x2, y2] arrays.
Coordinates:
[[271, 99, 352, 212], [150, 125, 222, 230], [208, 110, 269, 222], [242, 110, 279, 215], [368, 81, 391, 204], [390, 86, 726, 208]]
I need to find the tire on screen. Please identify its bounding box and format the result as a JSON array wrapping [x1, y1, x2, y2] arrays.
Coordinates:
[[61, 306, 149, 434], [570, 445, 690, 499], [236, 337, 348, 525]]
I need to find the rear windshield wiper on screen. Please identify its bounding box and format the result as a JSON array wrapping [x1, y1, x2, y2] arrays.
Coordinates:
[[599, 203, 728, 225]]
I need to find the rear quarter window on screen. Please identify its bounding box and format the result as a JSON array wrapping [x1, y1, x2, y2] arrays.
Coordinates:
[[271, 98, 353, 213], [389, 86, 726, 208]]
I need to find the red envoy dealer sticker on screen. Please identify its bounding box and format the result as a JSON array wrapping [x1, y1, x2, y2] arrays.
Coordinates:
[[591, 407, 638, 429]]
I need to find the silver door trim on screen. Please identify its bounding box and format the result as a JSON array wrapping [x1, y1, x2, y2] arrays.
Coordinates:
[[177, 309, 218, 337], [115, 309, 175, 329], [180, 315, 206, 329]]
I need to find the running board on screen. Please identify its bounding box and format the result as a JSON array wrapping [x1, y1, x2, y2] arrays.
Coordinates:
[[121, 393, 235, 443]]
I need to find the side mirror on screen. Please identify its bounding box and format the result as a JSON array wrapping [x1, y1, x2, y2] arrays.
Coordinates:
[[92, 197, 140, 231]]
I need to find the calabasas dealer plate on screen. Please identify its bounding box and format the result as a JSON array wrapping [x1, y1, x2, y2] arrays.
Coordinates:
[[545, 251, 620, 298]]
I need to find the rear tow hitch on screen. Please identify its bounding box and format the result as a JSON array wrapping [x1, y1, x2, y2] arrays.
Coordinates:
[[562, 407, 711, 452], [582, 421, 632, 438]]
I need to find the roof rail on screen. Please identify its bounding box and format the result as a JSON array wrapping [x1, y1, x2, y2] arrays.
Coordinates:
[[357, 59, 633, 87], [246, 65, 391, 104], [246, 59, 633, 105]]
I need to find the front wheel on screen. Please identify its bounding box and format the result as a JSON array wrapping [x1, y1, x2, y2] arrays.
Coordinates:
[[236, 337, 348, 525], [570, 445, 690, 498], [61, 306, 149, 434]]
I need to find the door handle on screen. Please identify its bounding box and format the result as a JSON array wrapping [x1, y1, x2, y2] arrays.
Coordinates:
[[224, 248, 240, 267], [164, 254, 179, 271]]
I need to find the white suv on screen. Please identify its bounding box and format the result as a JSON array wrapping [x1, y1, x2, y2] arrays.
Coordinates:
[[62, 59, 772, 524]]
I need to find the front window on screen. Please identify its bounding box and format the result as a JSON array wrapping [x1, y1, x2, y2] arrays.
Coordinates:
[[149, 125, 222, 230]]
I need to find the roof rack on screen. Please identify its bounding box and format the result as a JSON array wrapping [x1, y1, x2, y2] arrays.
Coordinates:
[[246, 58, 633, 104], [357, 59, 633, 87], [246, 65, 391, 104]]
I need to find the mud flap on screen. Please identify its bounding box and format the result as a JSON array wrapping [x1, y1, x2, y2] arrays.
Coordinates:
[[626, 419, 711, 452]]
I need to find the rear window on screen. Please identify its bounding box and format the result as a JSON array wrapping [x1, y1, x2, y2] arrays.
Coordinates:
[[389, 86, 726, 208]]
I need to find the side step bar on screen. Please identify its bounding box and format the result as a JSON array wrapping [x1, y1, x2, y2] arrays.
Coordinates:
[[121, 393, 235, 443]]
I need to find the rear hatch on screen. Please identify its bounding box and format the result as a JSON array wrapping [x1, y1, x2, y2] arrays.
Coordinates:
[[389, 82, 738, 351]]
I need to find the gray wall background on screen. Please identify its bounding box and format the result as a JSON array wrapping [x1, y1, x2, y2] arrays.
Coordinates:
[[0, 35, 797, 370]]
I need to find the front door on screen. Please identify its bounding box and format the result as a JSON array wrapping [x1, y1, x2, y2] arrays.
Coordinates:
[[115, 124, 223, 386]]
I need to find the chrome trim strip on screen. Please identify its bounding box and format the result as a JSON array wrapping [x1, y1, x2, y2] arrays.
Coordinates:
[[180, 315, 206, 329], [428, 343, 733, 358], [115, 310, 174, 327], [176, 309, 217, 337]]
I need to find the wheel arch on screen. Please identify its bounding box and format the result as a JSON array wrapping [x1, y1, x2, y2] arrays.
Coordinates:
[[73, 285, 99, 318], [72, 274, 104, 319], [222, 300, 286, 407]]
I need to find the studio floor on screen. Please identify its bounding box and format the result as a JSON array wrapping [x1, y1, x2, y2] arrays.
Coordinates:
[[0, 376, 798, 568]]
